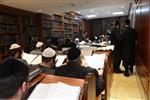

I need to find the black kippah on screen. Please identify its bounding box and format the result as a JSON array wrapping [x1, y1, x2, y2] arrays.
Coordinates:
[[67, 47, 81, 61]]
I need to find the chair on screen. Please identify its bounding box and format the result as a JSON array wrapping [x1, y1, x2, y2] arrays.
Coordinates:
[[85, 73, 96, 100]]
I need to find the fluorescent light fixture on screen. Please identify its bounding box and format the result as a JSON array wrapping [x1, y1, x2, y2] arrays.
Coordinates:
[[121, 6, 124, 8], [38, 9, 42, 12], [112, 11, 124, 15], [87, 14, 96, 18]]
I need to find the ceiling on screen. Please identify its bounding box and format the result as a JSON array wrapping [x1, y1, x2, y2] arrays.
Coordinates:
[[0, 0, 133, 19]]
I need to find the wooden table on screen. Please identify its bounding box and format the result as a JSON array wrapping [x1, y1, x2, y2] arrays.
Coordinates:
[[93, 50, 113, 100], [28, 73, 46, 89], [41, 74, 87, 100]]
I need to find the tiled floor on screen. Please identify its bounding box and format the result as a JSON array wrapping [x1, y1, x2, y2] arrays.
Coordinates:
[[109, 66, 146, 100]]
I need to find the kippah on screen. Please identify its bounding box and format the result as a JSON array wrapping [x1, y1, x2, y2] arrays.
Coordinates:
[[42, 47, 56, 58], [36, 42, 43, 48], [67, 47, 81, 61], [9, 43, 21, 50]]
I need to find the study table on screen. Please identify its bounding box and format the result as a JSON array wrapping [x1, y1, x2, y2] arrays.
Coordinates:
[[28, 48, 113, 100], [93, 50, 113, 100], [41, 74, 87, 100]]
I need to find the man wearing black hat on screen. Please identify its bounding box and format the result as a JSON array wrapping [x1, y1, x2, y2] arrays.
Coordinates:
[[55, 47, 104, 96]]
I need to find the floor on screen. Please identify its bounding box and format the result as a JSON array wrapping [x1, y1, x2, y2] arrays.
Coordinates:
[[109, 66, 146, 100]]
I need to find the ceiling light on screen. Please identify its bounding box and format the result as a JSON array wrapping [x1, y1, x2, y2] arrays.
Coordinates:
[[38, 9, 42, 12], [121, 6, 124, 8], [87, 14, 96, 18], [91, 10, 94, 12], [78, 12, 81, 14], [112, 11, 124, 15]]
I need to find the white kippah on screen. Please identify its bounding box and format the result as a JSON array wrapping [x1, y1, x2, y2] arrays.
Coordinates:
[[36, 42, 43, 48], [9, 43, 21, 50], [42, 47, 56, 58]]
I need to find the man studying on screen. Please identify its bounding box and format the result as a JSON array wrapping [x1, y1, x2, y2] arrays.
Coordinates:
[[38, 47, 56, 75], [55, 47, 104, 96], [0, 58, 29, 99]]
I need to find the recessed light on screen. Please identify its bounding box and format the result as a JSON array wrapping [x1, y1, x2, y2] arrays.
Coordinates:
[[38, 9, 42, 12], [121, 6, 124, 8], [112, 11, 124, 15], [87, 14, 96, 18]]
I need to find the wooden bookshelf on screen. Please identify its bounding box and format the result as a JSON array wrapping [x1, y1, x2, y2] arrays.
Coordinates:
[[0, 13, 19, 55], [51, 14, 64, 39], [23, 16, 38, 53], [36, 14, 52, 47], [63, 12, 72, 39]]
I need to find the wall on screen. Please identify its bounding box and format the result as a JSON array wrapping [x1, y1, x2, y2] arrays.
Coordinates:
[[87, 16, 127, 37], [133, 0, 150, 99]]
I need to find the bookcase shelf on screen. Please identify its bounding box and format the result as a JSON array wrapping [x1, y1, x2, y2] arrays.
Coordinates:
[[23, 16, 37, 52], [0, 13, 19, 55]]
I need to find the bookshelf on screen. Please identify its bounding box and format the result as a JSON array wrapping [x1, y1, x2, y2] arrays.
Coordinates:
[[23, 16, 37, 53], [51, 14, 64, 38], [37, 14, 52, 47], [0, 14, 19, 55], [71, 12, 84, 39], [64, 12, 72, 39]]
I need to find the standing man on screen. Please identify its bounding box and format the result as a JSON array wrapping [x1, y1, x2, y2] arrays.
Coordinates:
[[110, 20, 124, 73], [122, 19, 136, 77]]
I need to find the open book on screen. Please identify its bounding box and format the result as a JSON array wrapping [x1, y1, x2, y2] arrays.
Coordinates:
[[83, 53, 106, 69], [28, 82, 81, 100], [55, 55, 67, 67], [22, 52, 38, 64]]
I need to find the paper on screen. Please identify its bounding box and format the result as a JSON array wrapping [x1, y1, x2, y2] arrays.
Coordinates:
[[55, 55, 67, 67], [28, 82, 81, 100], [84, 53, 105, 69], [96, 45, 114, 51], [22, 52, 38, 64], [30, 55, 42, 65]]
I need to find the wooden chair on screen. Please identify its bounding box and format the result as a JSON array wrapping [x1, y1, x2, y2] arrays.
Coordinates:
[[85, 73, 96, 100]]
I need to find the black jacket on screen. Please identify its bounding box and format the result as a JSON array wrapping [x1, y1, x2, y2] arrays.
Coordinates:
[[122, 27, 136, 66], [55, 62, 104, 96]]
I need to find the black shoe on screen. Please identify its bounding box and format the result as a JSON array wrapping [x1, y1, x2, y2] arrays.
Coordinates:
[[124, 70, 130, 77]]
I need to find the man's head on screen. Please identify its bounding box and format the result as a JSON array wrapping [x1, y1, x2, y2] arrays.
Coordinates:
[[9, 43, 22, 59], [115, 20, 120, 29], [36, 42, 44, 50], [0, 58, 29, 99], [42, 47, 56, 67], [67, 47, 82, 64], [125, 19, 130, 27]]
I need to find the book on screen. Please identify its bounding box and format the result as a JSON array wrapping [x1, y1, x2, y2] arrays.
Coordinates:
[[28, 82, 81, 100], [55, 55, 67, 67], [30, 55, 42, 65], [83, 53, 106, 69], [30, 54, 66, 66], [22, 52, 38, 64]]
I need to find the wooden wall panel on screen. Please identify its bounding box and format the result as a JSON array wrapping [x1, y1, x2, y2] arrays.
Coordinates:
[[135, 0, 150, 71]]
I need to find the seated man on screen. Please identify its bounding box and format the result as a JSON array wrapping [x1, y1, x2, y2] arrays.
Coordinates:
[[0, 58, 29, 99], [38, 47, 56, 74], [9, 43, 27, 64], [55, 47, 104, 96], [30, 41, 44, 55]]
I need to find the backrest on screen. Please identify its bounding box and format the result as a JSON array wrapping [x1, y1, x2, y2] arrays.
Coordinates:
[[85, 73, 96, 100]]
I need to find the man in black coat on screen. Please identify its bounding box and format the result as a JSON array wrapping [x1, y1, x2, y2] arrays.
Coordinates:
[[55, 47, 104, 96], [122, 19, 136, 77], [110, 20, 124, 73]]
